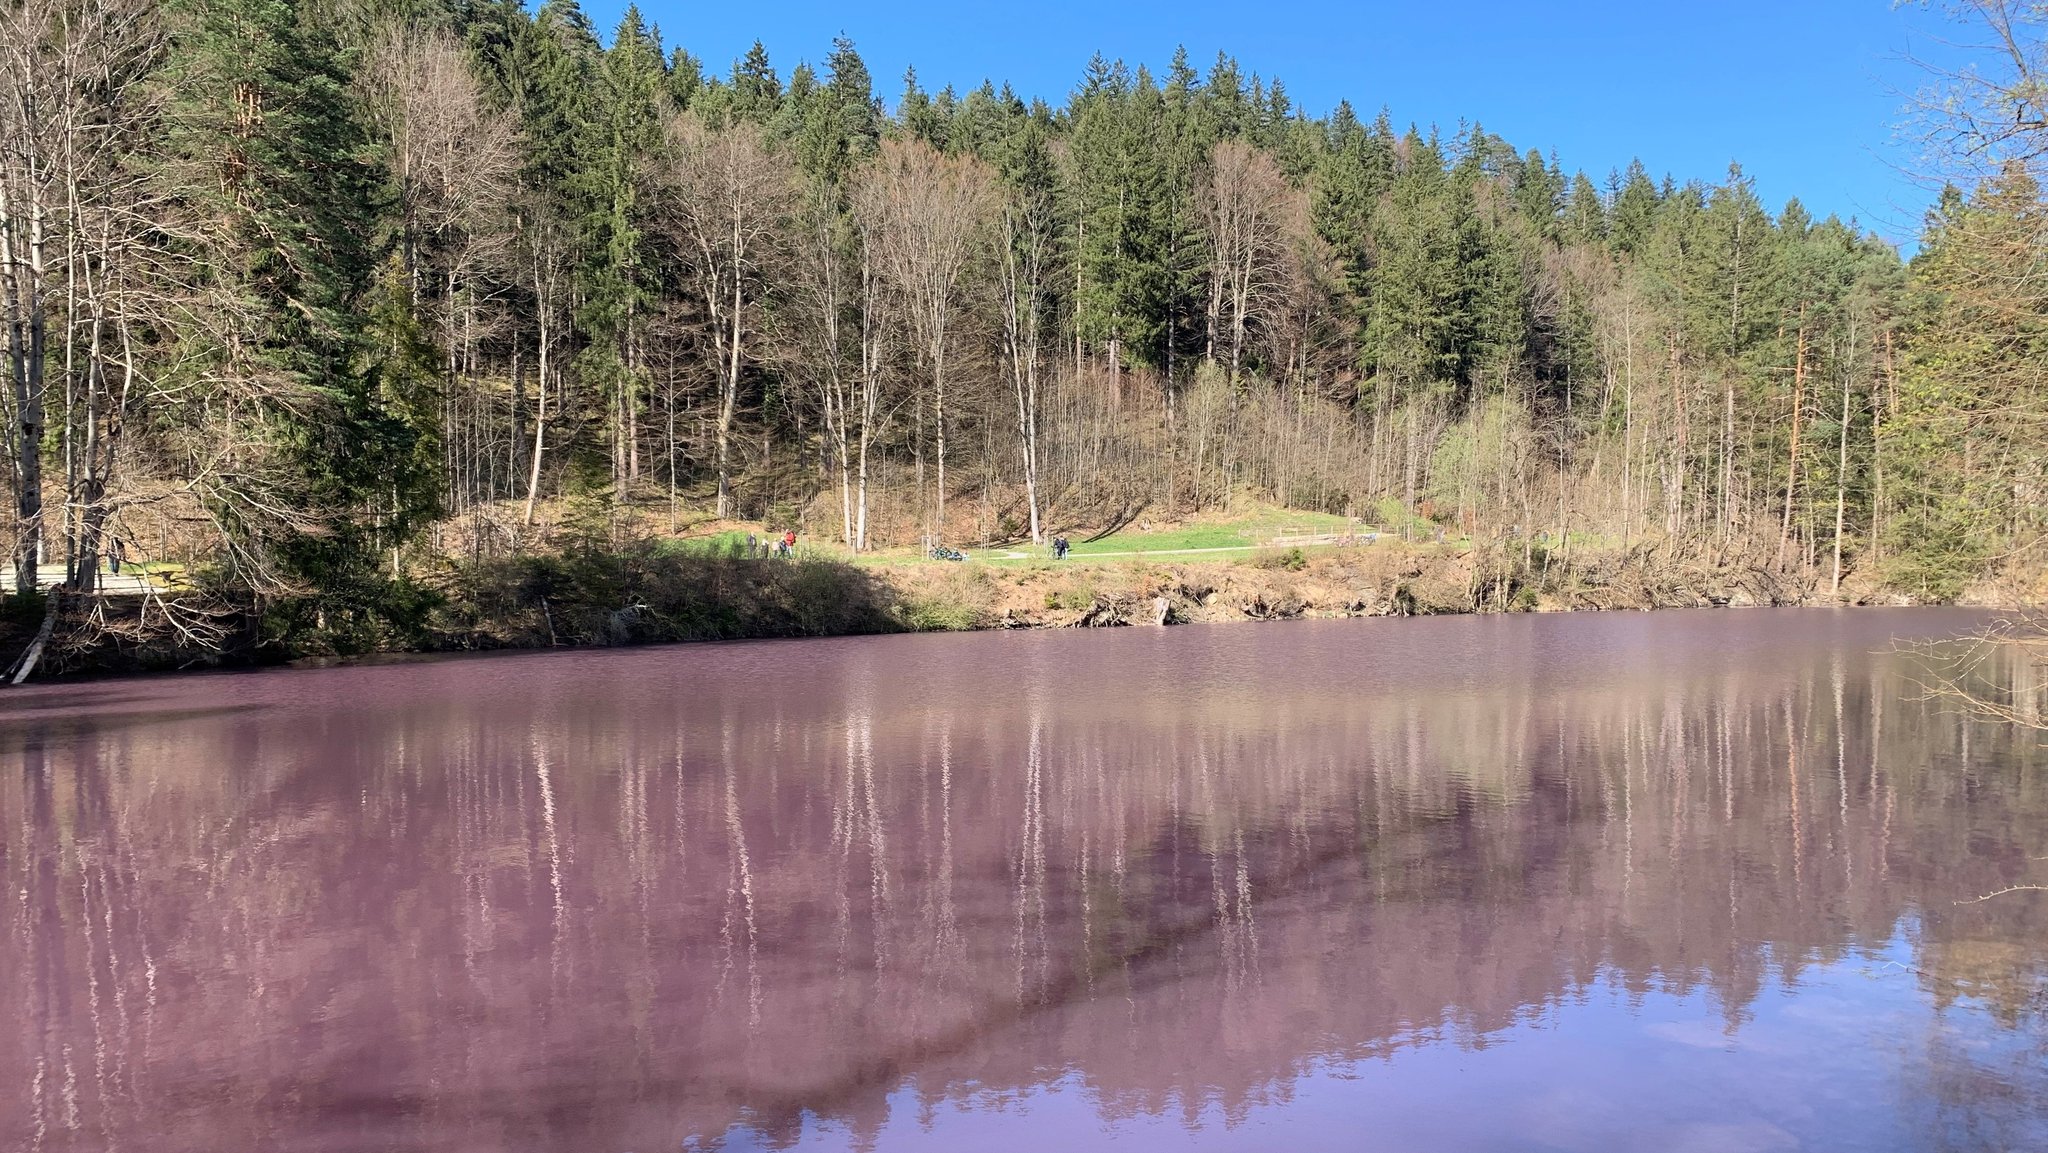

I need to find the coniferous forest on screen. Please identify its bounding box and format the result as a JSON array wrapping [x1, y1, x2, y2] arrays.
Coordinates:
[[2, 0, 2045, 659]]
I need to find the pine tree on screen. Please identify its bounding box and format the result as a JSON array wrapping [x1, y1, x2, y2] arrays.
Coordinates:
[[358, 252, 445, 533], [1204, 52, 1249, 140], [1562, 171, 1608, 249], [520, 0, 601, 206], [1609, 159, 1660, 256], [154, 0, 398, 590], [1158, 45, 1212, 390], [1515, 149, 1562, 239], [1069, 58, 1170, 384], [781, 38, 879, 185], [667, 46, 703, 109], [1362, 128, 1461, 393], [900, 67, 949, 150], [729, 40, 781, 122], [575, 6, 663, 487]]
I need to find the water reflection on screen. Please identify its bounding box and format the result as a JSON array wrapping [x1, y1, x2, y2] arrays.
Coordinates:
[[2, 610, 2045, 1152]]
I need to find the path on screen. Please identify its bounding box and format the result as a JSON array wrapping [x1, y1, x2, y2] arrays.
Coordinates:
[[20, 563, 171, 595], [977, 529, 1390, 563], [980, 542, 1380, 561], [1067, 544, 1263, 559]]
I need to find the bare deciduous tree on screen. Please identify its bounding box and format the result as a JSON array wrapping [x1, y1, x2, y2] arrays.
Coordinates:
[[996, 155, 1059, 545], [783, 182, 868, 546], [1905, 1, 2048, 180], [661, 114, 792, 519], [364, 26, 521, 513], [855, 139, 994, 541], [2, 0, 163, 598], [1201, 140, 1293, 387], [521, 211, 572, 527]]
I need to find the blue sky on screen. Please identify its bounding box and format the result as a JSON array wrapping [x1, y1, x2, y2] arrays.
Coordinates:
[[584, 0, 1974, 249]]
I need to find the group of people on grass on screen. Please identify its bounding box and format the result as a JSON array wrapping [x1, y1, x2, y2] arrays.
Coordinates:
[[744, 530, 799, 560]]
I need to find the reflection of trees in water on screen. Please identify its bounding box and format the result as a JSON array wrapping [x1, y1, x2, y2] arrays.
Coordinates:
[[1904, 934, 2048, 1153], [1, 623, 2046, 1152]]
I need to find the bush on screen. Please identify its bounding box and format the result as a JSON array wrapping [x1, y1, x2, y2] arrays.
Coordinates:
[[1374, 497, 1438, 540], [439, 539, 901, 647], [1044, 583, 1098, 611], [1253, 546, 1308, 572], [900, 594, 984, 632], [899, 567, 992, 631]]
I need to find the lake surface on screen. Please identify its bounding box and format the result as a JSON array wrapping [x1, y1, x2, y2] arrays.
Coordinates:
[[3, 609, 2046, 1152]]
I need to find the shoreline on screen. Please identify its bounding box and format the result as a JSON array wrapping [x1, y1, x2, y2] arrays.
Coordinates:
[[1, 599, 2007, 694], [10, 541, 2016, 683]]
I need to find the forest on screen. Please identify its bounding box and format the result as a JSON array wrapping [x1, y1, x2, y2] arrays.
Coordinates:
[[1, 0, 2044, 656]]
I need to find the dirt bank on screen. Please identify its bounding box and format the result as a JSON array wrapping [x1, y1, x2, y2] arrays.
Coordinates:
[[886, 541, 1845, 632], [4, 539, 1956, 680]]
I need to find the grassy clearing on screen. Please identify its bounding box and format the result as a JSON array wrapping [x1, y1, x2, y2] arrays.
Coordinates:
[[1068, 523, 1256, 554], [651, 529, 769, 558], [652, 503, 1508, 572], [976, 509, 1373, 565]]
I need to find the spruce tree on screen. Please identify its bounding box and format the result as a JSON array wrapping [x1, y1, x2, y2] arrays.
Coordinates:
[[1070, 59, 1169, 378], [1563, 171, 1608, 249], [1609, 159, 1661, 256], [576, 6, 663, 488], [1159, 46, 1213, 389], [730, 40, 782, 122], [154, 0, 405, 598]]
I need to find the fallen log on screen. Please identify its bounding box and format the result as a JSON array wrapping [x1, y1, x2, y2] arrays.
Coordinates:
[[8, 591, 61, 684]]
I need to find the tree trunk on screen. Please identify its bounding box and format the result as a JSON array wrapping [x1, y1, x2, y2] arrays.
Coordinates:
[[9, 587, 57, 684], [626, 320, 641, 485], [2, 180, 47, 593], [933, 325, 947, 540], [1871, 328, 1896, 564], [509, 340, 525, 497], [1778, 315, 1807, 570], [18, 196, 45, 595], [522, 306, 549, 527], [717, 275, 742, 520], [1831, 355, 1853, 595]]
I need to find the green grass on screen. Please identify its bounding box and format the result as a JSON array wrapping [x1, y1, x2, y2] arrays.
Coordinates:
[[653, 530, 760, 558], [1067, 524, 1248, 554], [141, 562, 192, 589], [839, 506, 1475, 569], [1060, 510, 1362, 556], [920, 509, 1368, 567], [123, 560, 189, 581]]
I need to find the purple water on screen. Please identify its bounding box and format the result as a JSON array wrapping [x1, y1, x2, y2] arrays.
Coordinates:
[[3, 608, 2044, 1152]]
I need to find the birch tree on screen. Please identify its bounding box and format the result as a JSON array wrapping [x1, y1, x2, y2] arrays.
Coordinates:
[[661, 113, 791, 519], [856, 138, 994, 540], [364, 27, 520, 511], [993, 124, 1061, 544], [1201, 138, 1293, 385]]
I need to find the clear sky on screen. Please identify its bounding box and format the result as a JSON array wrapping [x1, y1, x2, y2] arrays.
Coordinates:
[[582, 0, 1974, 250]]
